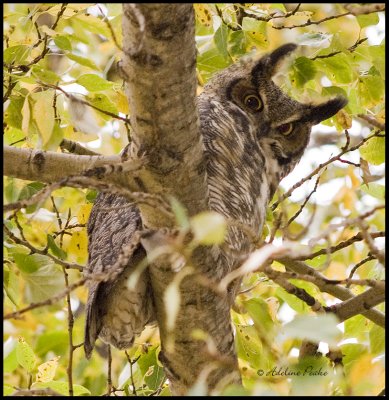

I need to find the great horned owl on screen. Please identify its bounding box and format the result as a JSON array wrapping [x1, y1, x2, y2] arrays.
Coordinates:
[[84, 43, 347, 358]]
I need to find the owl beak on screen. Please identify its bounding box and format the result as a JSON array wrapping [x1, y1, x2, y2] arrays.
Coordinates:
[[305, 96, 348, 125]]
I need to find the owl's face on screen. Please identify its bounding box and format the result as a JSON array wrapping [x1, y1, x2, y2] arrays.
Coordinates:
[[199, 43, 347, 182]]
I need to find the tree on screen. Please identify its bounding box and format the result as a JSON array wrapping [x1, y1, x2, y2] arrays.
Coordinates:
[[3, 3, 385, 396]]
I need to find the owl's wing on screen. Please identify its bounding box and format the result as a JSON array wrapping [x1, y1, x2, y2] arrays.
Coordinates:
[[84, 192, 144, 358]]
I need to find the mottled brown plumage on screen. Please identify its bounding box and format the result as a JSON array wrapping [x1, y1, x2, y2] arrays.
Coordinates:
[[84, 43, 347, 357]]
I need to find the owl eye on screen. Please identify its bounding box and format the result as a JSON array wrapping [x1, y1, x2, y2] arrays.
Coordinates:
[[277, 123, 294, 136], [244, 94, 263, 111]]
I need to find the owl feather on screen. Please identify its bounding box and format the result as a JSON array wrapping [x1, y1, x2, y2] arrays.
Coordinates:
[[84, 44, 347, 356]]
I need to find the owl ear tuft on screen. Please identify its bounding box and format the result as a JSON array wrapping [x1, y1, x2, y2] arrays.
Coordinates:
[[253, 43, 298, 79], [306, 96, 348, 125]]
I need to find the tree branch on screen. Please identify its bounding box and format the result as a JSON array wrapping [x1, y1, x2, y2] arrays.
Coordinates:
[[326, 285, 385, 322], [4, 145, 121, 183], [279, 258, 385, 328]]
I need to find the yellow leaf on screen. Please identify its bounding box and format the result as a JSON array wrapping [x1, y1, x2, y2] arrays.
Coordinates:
[[36, 356, 60, 383], [116, 91, 130, 114], [21, 97, 31, 135], [65, 125, 99, 143], [68, 230, 88, 259], [266, 297, 280, 321], [336, 109, 352, 129], [33, 91, 55, 145], [191, 211, 227, 245], [347, 166, 360, 188], [77, 204, 92, 224], [348, 354, 385, 395], [194, 4, 213, 26]]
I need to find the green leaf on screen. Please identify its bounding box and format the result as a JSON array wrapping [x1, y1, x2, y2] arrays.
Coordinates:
[[242, 17, 268, 47], [191, 211, 227, 245], [22, 262, 64, 303], [42, 122, 64, 151], [197, 47, 232, 81], [359, 136, 385, 165], [276, 286, 309, 313], [32, 91, 55, 145], [16, 337, 36, 373], [33, 381, 91, 396], [77, 74, 113, 92], [369, 45, 385, 78], [13, 253, 42, 274], [214, 23, 230, 60], [18, 181, 46, 202], [4, 337, 19, 373], [221, 384, 251, 396], [340, 343, 367, 374], [54, 35, 72, 51], [357, 13, 379, 28], [4, 95, 25, 129], [67, 53, 99, 70], [235, 324, 262, 369], [359, 75, 385, 104], [228, 30, 247, 58], [137, 346, 165, 390], [317, 53, 354, 84], [361, 183, 385, 200], [243, 298, 274, 335], [31, 66, 60, 85], [4, 45, 30, 64], [4, 127, 25, 146], [4, 179, 22, 203], [291, 57, 317, 87], [3, 264, 20, 306], [47, 234, 67, 260], [344, 314, 369, 341], [3, 384, 14, 396], [369, 324, 385, 355], [75, 14, 111, 38], [86, 189, 98, 203], [281, 314, 341, 346], [86, 93, 118, 118], [296, 32, 332, 47], [35, 331, 69, 357]]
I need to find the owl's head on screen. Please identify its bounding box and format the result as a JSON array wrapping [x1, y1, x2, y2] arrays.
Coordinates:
[[199, 43, 347, 182]]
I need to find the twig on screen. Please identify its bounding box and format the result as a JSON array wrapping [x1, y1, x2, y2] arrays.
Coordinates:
[[4, 278, 86, 320], [125, 351, 140, 396], [63, 266, 75, 396], [272, 132, 384, 210], [293, 231, 385, 261], [357, 114, 385, 131], [107, 345, 113, 395], [273, 4, 384, 30], [39, 82, 132, 124], [286, 174, 320, 226], [98, 5, 122, 50], [347, 255, 375, 284], [3, 224, 84, 271], [310, 38, 368, 61], [60, 139, 100, 156]]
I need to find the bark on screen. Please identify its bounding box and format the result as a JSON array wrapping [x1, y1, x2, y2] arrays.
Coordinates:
[[280, 258, 385, 328], [4, 4, 241, 394], [3, 145, 139, 189], [121, 4, 239, 394]]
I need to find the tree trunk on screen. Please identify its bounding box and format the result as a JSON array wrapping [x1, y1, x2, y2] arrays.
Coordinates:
[[121, 4, 240, 394]]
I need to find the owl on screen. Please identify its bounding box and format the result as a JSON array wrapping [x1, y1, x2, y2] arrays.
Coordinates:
[[84, 43, 347, 358]]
